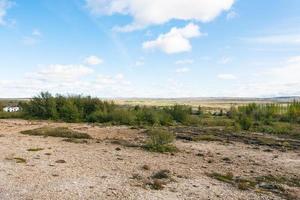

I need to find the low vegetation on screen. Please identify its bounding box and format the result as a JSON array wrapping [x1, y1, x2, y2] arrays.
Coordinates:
[[144, 129, 178, 153], [229, 102, 300, 133], [21, 127, 92, 139], [208, 172, 300, 199], [1, 92, 300, 143], [13, 157, 27, 163], [27, 148, 44, 151]]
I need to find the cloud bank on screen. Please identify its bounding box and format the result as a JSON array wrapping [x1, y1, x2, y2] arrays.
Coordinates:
[[86, 0, 235, 31]]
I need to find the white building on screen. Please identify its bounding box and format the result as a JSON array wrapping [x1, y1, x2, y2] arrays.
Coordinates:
[[3, 106, 20, 112]]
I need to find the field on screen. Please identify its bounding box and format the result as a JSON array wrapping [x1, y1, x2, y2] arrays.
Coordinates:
[[0, 119, 299, 200], [0, 94, 300, 200], [114, 97, 299, 110]]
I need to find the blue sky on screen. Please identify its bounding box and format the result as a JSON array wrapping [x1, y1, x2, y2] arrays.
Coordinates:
[[0, 0, 300, 98]]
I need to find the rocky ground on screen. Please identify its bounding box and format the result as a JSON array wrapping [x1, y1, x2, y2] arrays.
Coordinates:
[[0, 119, 299, 200]]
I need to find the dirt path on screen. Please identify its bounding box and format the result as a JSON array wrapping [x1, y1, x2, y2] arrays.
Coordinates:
[[0, 119, 299, 200]]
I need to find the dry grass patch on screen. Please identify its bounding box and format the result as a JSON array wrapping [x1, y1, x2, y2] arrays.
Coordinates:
[[27, 148, 44, 152], [21, 127, 92, 139], [193, 134, 223, 142], [208, 172, 300, 199], [13, 157, 27, 163], [62, 138, 88, 144]]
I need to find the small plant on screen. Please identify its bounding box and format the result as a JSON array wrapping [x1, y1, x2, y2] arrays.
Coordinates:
[[149, 179, 165, 190], [144, 129, 178, 153], [208, 172, 234, 184], [152, 170, 171, 179]]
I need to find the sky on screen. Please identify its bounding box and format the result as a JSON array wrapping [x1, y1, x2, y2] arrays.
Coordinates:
[[0, 0, 300, 98]]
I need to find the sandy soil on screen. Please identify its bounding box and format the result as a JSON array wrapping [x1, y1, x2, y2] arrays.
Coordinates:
[[0, 119, 299, 200]]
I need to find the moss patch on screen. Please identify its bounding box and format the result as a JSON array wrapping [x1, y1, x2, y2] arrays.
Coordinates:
[[21, 127, 92, 139]]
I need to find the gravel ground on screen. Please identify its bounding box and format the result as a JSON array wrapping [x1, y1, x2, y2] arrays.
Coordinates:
[[0, 119, 299, 200]]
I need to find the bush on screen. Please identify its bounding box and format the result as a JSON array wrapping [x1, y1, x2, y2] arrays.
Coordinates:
[[136, 108, 160, 125], [59, 100, 81, 122], [144, 129, 177, 153], [110, 109, 136, 125], [87, 111, 110, 123], [200, 117, 234, 127], [253, 122, 292, 135], [0, 112, 24, 119], [183, 115, 200, 125], [238, 115, 253, 130], [165, 105, 192, 123]]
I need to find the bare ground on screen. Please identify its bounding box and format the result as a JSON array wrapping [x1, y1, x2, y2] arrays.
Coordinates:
[[0, 119, 299, 200]]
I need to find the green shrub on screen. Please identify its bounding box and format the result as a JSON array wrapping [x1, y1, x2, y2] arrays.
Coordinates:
[[0, 112, 24, 119], [200, 117, 234, 127], [165, 105, 192, 123], [183, 115, 200, 125], [110, 109, 136, 125], [238, 115, 253, 130], [87, 111, 110, 123], [144, 129, 177, 153], [158, 112, 173, 126], [136, 109, 160, 125], [59, 100, 81, 122]]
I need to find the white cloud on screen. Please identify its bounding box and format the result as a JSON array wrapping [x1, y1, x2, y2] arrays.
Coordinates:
[[218, 56, 232, 64], [22, 36, 39, 46], [221, 56, 300, 97], [96, 73, 130, 85], [86, 0, 235, 31], [0, 0, 13, 26], [84, 55, 103, 65], [0, 64, 133, 98], [26, 65, 94, 82], [135, 60, 144, 66], [226, 10, 237, 20], [22, 29, 42, 46], [243, 34, 300, 45], [143, 23, 202, 54], [175, 59, 194, 65], [217, 74, 236, 80], [287, 56, 300, 63], [32, 29, 42, 36], [175, 67, 190, 73]]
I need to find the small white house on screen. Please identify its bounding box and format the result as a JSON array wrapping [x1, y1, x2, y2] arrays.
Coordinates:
[[3, 106, 20, 112]]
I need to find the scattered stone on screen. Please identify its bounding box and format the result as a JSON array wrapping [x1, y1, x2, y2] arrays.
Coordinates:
[[115, 147, 121, 151], [259, 182, 280, 190], [263, 149, 273, 152], [196, 153, 205, 157], [222, 157, 231, 162], [142, 165, 150, 170]]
